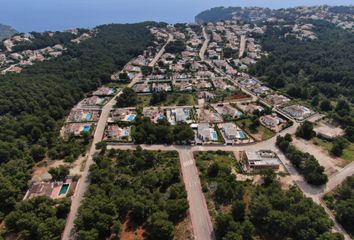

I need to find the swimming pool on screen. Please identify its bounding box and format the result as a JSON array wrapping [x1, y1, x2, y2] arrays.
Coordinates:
[[59, 184, 69, 195], [85, 113, 91, 120], [238, 131, 246, 139], [158, 114, 165, 120], [82, 125, 91, 132], [123, 130, 129, 137], [127, 114, 136, 122], [210, 131, 218, 141]]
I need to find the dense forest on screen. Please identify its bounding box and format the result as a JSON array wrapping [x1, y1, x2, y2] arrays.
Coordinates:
[[324, 175, 354, 237], [194, 151, 341, 240], [249, 20, 354, 140], [75, 148, 189, 240], [4, 197, 71, 240], [0, 22, 156, 222]]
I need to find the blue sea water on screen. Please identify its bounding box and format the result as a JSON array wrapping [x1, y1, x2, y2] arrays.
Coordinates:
[[1, 0, 352, 32]]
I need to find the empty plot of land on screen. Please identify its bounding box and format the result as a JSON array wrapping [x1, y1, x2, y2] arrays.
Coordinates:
[[292, 137, 343, 175]]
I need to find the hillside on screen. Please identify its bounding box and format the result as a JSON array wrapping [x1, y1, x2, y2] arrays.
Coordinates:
[[0, 23, 17, 40], [195, 5, 354, 24], [0, 22, 156, 226]]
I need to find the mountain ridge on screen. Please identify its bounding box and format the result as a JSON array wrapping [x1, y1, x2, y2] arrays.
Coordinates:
[[0, 23, 17, 40]]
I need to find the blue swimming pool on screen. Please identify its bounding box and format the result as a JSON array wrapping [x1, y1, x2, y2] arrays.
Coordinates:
[[85, 113, 91, 120], [238, 131, 246, 139], [210, 131, 218, 141], [158, 114, 165, 120], [83, 125, 91, 132], [123, 130, 129, 137], [59, 184, 69, 195], [127, 114, 136, 122], [236, 111, 243, 117]]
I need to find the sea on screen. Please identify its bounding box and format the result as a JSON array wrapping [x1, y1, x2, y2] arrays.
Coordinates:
[[1, 0, 352, 32]]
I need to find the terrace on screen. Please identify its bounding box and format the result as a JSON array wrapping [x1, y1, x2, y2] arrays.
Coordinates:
[[104, 125, 131, 142], [142, 108, 165, 123], [243, 150, 280, 171], [64, 123, 93, 136], [79, 96, 108, 107], [221, 122, 247, 142], [265, 94, 290, 106], [198, 108, 223, 123], [110, 109, 136, 122], [23, 179, 77, 200], [282, 105, 313, 121], [92, 87, 115, 96], [260, 114, 287, 132], [67, 109, 100, 123], [167, 108, 191, 124], [196, 123, 218, 143]]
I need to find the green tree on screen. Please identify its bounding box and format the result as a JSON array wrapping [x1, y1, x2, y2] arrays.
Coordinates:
[[320, 99, 333, 112], [48, 165, 70, 181], [116, 88, 138, 107], [296, 121, 316, 140]]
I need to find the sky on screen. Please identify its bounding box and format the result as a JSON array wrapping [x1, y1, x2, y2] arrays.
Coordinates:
[[1, 0, 353, 32]]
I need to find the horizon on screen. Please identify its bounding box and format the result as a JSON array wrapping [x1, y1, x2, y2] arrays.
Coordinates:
[[1, 0, 353, 32]]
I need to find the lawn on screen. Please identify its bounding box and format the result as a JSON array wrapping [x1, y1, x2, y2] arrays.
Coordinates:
[[236, 118, 275, 141], [312, 137, 354, 165]]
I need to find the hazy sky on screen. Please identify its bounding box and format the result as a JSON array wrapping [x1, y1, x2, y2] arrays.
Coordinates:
[[1, 0, 353, 32]]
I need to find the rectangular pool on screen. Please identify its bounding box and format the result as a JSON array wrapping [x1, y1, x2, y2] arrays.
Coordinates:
[[59, 183, 69, 195], [82, 125, 91, 132]]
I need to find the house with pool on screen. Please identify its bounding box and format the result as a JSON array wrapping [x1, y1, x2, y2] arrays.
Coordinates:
[[23, 178, 77, 200], [196, 123, 221, 144], [142, 108, 166, 123], [64, 123, 94, 137], [109, 109, 137, 123], [104, 124, 132, 142], [67, 109, 100, 123], [219, 122, 249, 145]]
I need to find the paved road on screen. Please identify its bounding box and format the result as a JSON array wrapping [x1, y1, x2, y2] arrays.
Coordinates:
[[61, 89, 120, 240], [199, 26, 209, 61], [61, 33, 169, 240], [239, 35, 246, 58], [107, 120, 353, 240], [148, 33, 173, 67], [179, 149, 215, 240]]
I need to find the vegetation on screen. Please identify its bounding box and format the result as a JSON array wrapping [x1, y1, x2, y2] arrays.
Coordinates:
[[324, 175, 354, 237], [116, 88, 138, 107], [194, 151, 341, 240], [250, 20, 354, 141], [75, 148, 189, 240], [48, 165, 70, 181], [11, 31, 79, 52], [312, 137, 354, 164], [296, 121, 316, 140], [132, 117, 194, 145], [0, 22, 154, 220], [276, 134, 328, 185], [236, 116, 275, 141], [4, 196, 71, 240], [165, 40, 186, 54]]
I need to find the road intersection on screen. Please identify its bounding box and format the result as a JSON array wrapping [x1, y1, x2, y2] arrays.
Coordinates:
[[62, 29, 353, 240]]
